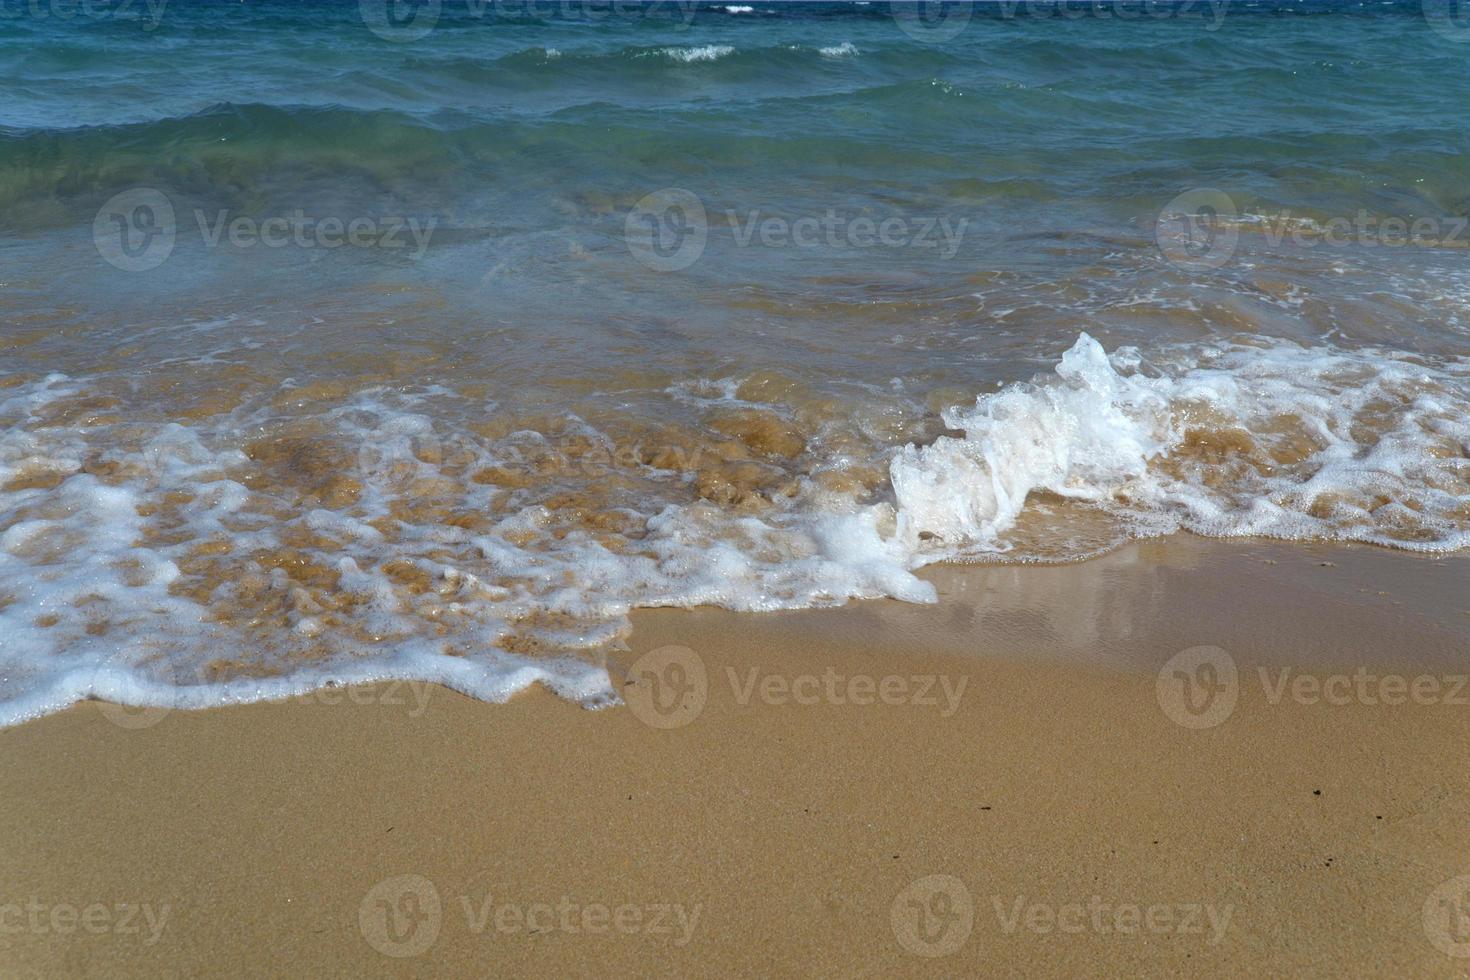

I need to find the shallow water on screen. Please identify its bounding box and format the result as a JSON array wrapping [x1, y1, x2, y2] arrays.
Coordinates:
[[3, 1, 1470, 721]]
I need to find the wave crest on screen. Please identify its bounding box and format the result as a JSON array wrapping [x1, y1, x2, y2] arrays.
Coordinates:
[[894, 334, 1470, 556]]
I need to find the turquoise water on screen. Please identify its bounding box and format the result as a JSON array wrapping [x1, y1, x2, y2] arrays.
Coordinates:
[[6, 3, 1470, 376], [3, 2, 1470, 720]]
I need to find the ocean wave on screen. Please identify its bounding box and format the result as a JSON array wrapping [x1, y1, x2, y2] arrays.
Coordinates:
[[0, 74, 978, 225], [894, 334, 1470, 557], [654, 44, 736, 63], [3, 335, 1468, 725], [0, 101, 479, 224]]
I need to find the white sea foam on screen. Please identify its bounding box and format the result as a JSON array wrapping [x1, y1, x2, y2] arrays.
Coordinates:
[[819, 42, 859, 57], [892, 334, 1470, 556], [3, 335, 1469, 725], [659, 44, 735, 63]]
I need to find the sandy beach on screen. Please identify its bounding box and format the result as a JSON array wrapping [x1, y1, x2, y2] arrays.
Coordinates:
[[3, 536, 1468, 977], [9, 4, 1470, 977]]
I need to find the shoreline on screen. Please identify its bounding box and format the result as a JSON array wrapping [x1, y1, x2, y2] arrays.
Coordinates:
[[2, 536, 1469, 975]]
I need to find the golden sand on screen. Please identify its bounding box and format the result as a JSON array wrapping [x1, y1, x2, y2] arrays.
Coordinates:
[[1, 537, 1468, 976]]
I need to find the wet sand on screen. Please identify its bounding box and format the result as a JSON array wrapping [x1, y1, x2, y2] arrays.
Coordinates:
[[2, 536, 1469, 976]]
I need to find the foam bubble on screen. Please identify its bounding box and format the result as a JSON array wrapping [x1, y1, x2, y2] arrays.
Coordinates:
[[893, 333, 1470, 557], [659, 45, 736, 63], [3, 335, 1469, 725]]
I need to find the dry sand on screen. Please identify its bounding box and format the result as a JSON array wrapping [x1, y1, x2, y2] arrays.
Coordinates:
[[2, 536, 1470, 976]]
